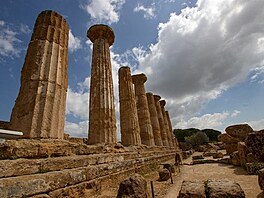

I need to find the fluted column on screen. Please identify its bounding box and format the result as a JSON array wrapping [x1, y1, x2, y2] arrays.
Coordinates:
[[146, 92, 163, 146], [10, 10, 69, 139], [160, 100, 173, 147], [119, 66, 141, 146], [132, 74, 154, 146], [165, 111, 178, 148], [87, 24, 117, 144], [153, 95, 169, 147]]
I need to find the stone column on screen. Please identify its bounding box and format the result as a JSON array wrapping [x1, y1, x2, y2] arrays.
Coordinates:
[[165, 111, 178, 148], [146, 92, 163, 146], [160, 100, 173, 147], [153, 95, 169, 147], [10, 10, 69, 139], [87, 24, 117, 144], [132, 74, 154, 146], [118, 66, 141, 146]]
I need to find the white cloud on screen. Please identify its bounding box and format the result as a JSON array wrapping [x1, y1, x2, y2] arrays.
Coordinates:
[[247, 118, 264, 131], [250, 65, 264, 84], [231, 110, 240, 118], [82, 0, 125, 24], [130, 0, 264, 127], [66, 87, 89, 120], [65, 120, 88, 138], [133, 3, 156, 19], [68, 29, 82, 52], [20, 24, 31, 34], [0, 21, 22, 58], [174, 111, 240, 131]]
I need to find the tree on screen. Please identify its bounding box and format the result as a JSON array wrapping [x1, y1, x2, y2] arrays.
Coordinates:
[[185, 131, 209, 148]]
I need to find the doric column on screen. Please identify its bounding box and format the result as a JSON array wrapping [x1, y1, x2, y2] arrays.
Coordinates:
[[146, 92, 163, 146], [165, 111, 178, 148], [160, 100, 173, 147], [87, 24, 117, 144], [132, 74, 154, 146], [118, 66, 141, 146], [10, 10, 69, 139], [153, 95, 169, 147]]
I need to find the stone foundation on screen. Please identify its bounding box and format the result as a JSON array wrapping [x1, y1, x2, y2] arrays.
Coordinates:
[[0, 139, 179, 197]]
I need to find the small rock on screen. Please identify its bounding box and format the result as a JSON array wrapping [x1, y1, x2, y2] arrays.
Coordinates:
[[246, 163, 264, 175], [192, 154, 204, 160], [163, 163, 175, 173], [177, 180, 206, 198], [206, 179, 245, 198], [245, 130, 264, 162], [258, 168, 264, 191], [212, 152, 224, 159], [116, 174, 148, 198], [158, 169, 170, 181]]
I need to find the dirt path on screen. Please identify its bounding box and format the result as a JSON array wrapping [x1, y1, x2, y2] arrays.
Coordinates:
[[164, 153, 262, 198]]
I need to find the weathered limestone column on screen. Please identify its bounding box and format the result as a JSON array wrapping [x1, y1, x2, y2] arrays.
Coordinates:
[[119, 66, 141, 146], [10, 10, 69, 139], [132, 74, 154, 146], [146, 92, 163, 146], [153, 95, 169, 147], [165, 111, 178, 147], [87, 24, 117, 144], [160, 100, 173, 147]]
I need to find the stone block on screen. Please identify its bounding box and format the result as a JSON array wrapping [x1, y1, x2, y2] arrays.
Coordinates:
[[158, 168, 170, 181], [225, 143, 238, 155], [116, 174, 148, 198], [245, 130, 264, 162], [259, 168, 264, 191], [177, 180, 206, 198], [246, 162, 264, 175], [192, 154, 204, 160], [218, 133, 239, 144], [206, 179, 245, 198], [225, 124, 253, 140], [237, 142, 248, 167], [230, 151, 241, 166]]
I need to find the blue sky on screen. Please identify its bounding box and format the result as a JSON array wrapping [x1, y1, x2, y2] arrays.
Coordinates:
[[0, 0, 263, 138]]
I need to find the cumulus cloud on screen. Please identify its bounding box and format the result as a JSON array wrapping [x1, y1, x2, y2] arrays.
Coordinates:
[[133, 3, 156, 19], [68, 29, 82, 52], [0, 21, 22, 58], [174, 110, 241, 131], [131, 0, 264, 126], [65, 120, 88, 138], [247, 118, 264, 131], [20, 24, 31, 34], [82, 0, 125, 24]]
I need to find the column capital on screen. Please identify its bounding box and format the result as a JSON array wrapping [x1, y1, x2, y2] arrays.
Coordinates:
[[87, 24, 115, 46], [160, 100, 166, 107], [153, 94, 161, 102], [132, 73, 147, 85], [146, 92, 153, 97]]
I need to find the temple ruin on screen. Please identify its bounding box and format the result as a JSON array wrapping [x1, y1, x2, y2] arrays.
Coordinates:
[[87, 24, 117, 144], [9, 10, 69, 139], [118, 66, 141, 146]]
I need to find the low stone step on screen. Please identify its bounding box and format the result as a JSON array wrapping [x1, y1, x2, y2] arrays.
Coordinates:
[[0, 153, 175, 198]]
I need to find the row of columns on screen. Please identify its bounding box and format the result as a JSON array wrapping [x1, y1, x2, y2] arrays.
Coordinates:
[[119, 67, 176, 147], [9, 9, 177, 148]]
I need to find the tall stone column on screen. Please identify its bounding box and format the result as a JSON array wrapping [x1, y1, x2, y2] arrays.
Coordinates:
[[160, 100, 173, 147], [10, 10, 69, 139], [165, 111, 178, 148], [119, 66, 141, 146], [132, 74, 154, 146], [87, 24, 117, 144], [153, 95, 169, 147], [146, 92, 163, 146]]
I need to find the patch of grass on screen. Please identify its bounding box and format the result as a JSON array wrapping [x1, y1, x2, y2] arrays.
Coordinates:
[[37, 167, 50, 174], [10, 155, 18, 160]]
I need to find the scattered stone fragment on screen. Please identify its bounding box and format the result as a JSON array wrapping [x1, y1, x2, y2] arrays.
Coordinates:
[[116, 174, 148, 198], [225, 124, 254, 140], [212, 152, 224, 159], [177, 180, 206, 198], [158, 168, 171, 181], [245, 130, 264, 162], [258, 168, 264, 191], [206, 179, 245, 198], [192, 154, 204, 160], [230, 151, 241, 166], [246, 162, 264, 175]]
